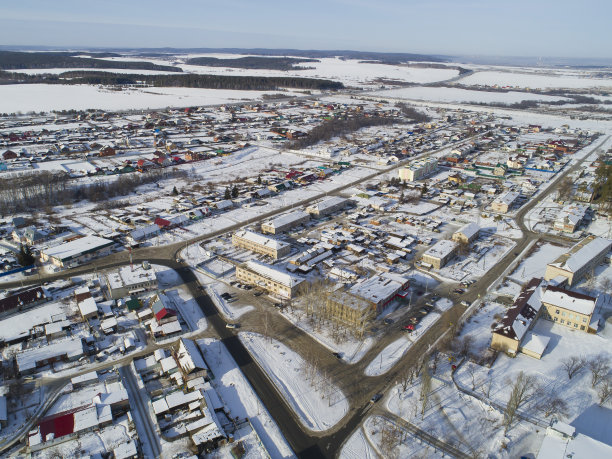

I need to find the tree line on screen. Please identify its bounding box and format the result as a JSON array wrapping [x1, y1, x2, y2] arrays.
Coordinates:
[[0, 70, 344, 91], [0, 168, 188, 214], [185, 56, 318, 70], [0, 50, 182, 72]]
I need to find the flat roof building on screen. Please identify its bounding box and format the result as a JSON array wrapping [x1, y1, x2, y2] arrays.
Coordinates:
[[306, 196, 349, 218], [398, 158, 438, 181], [348, 273, 409, 314], [236, 260, 304, 299], [40, 236, 114, 268], [106, 264, 158, 299], [452, 222, 480, 245], [491, 191, 520, 214], [422, 239, 458, 270]]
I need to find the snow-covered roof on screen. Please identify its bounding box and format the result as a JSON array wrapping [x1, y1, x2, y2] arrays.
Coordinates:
[[493, 191, 519, 206], [521, 332, 550, 357], [114, 440, 138, 459], [537, 433, 612, 459], [129, 224, 159, 241], [0, 301, 66, 342], [455, 222, 480, 239], [263, 210, 310, 229], [16, 337, 84, 372], [166, 389, 203, 410], [494, 278, 544, 342], [306, 196, 348, 212], [349, 273, 408, 305], [234, 230, 290, 251], [551, 236, 611, 273], [106, 264, 157, 290], [177, 338, 208, 375], [423, 239, 458, 259], [541, 286, 596, 316], [78, 297, 98, 317], [42, 235, 113, 261], [244, 260, 304, 288]]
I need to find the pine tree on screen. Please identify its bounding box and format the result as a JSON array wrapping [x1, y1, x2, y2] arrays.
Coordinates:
[[231, 186, 239, 198], [172, 186, 179, 195], [17, 244, 35, 266], [224, 187, 231, 200]]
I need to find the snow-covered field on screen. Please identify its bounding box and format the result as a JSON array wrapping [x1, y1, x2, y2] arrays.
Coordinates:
[[508, 242, 568, 284], [364, 312, 441, 376], [239, 332, 349, 431], [0, 84, 300, 113], [460, 71, 612, 89], [374, 86, 569, 104]]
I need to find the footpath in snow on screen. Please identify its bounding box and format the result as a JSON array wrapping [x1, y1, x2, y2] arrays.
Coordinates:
[[239, 332, 349, 431]]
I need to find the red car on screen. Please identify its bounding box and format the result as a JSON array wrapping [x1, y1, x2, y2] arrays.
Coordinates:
[[403, 324, 415, 332]]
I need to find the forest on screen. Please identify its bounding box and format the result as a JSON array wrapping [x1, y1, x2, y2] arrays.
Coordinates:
[[185, 56, 318, 70], [0, 70, 344, 91], [0, 51, 182, 72]]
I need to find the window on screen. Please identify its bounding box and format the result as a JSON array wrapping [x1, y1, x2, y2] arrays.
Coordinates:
[[554, 317, 558, 322], [581, 325, 585, 330], [574, 323, 578, 328], [555, 309, 560, 315], [583, 318, 587, 323], [561, 311, 566, 317], [560, 319, 565, 324], [567, 321, 572, 326]]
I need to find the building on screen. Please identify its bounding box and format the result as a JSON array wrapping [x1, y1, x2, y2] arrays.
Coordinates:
[[421, 240, 458, 269], [491, 278, 545, 357], [77, 296, 98, 321], [540, 285, 598, 332], [150, 293, 177, 325], [40, 236, 114, 268], [106, 264, 158, 299], [553, 203, 589, 233], [348, 273, 410, 314], [236, 260, 303, 299], [324, 290, 375, 335], [16, 337, 84, 374], [261, 210, 310, 234], [174, 338, 209, 381], [232, 230, 290, 260], [536, 419, 612, 459], [305, 196, 350, 218], [491, 191, 520, 213], [398, 158, 438, 181], [0, 286, 47, 318], [452, 222, 480, 244], [544, 236, 612, 286]]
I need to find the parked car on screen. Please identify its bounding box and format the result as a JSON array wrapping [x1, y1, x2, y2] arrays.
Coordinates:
[[370, 393, 383, 403], [254, 291, 264, 297], [403, 324, 415, 332], [226, 323, 239, 329], [453, 288, 465, 294], [383, 318, 394, 325], [460, 300, 471, 307]]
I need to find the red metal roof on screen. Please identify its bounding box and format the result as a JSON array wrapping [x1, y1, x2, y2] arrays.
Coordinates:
[[154, 218, 171, 227], [39, 412, 75, 439]]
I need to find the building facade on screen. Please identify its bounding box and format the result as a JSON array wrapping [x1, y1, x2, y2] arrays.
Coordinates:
[[261, 210, 310, 234], [421, 240, 458, 269], [398, 158, 438, 181], [232, 230, 291, 260], [544, 236, 611, 286], [236, 260, 303, 299]]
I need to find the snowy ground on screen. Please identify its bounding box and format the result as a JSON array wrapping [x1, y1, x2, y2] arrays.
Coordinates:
[[459, 70, 612, 90], [0, 84, 302, 113], [364, 312, 441, 376], [374, 86, 569, 104], [239, 331, 349, 431], [507, 242, 568, 284], [280, 307, 375, 364], [196, 338, 295, 459]]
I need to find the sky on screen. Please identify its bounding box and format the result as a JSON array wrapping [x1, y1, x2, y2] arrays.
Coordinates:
[[1, 0, 611, 59]]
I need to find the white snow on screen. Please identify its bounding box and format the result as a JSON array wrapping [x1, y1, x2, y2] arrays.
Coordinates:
[[239, 331, 349, 431], [460, 71, 612, 89]]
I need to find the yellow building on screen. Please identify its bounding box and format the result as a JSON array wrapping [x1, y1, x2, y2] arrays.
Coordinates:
[[232, 230, 291, 260], [421, 240, 457, 270], [540, 285, 597, 333], [544, 236, 611, 286], [236, 260, 303, 299], [452, 223, 480, 245], [324, 290, 375, 336], [491, 191, 520, 214]]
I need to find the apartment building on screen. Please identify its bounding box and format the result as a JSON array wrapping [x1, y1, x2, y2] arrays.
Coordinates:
[[491, 191, 520, 213], [540, 285, 597, 332], [398, 158, 438, 181], [261, 210, 310, 234], [236, 260, 304, 299], [306, 196, 349, 218], [232, 230, 291, 260], [323, 290, 376, 334], [421, 239, 458, 269], [452, 222, 480, 244]]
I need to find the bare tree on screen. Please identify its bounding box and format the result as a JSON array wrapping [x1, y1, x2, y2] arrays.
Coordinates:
[[399, 366, 415, 392], [503, 371, 539, 434], [597, 378, 612, 406], [379, 418, 402, 459], [466, 364, 478, 391], [537, 396, 569, 419], [561, 356, 587, 380], [420, 367, 432, 418], [481, 375, 494, 399], [589, 353, 611, 388]]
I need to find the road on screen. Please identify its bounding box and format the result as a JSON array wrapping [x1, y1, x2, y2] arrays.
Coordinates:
[[0, 135, 605, 458], [119, 365, 162, 458]]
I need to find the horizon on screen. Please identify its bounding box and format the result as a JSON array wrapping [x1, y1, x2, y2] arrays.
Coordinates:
[[1, 0, 611, 60]]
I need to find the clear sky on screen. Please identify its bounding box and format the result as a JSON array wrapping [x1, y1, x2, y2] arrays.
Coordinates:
[[1, 0, 610, 58]]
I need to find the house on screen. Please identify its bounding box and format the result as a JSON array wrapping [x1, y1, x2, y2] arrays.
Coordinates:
[[77, 296, 98, 321], [2, 150, 17, 160], [491, 191, 520, 213], [544, 236, 611, 286], [150, 293, 177, 324], [99, 146, 116, 157], [536, 419, 612, 459], [40, 235, 114, 268], [553, 203, 589, 233], [236, 260, 304, 299], [175, 338, 209, 381], [421, 240, 458, 269], [232, 230, 290, 260], [540, 285, 598, 333], [452, 223, 480, 245], [16, 337, 84, 374], [491, 278, 545, 357], [0, 286, 48, 318]]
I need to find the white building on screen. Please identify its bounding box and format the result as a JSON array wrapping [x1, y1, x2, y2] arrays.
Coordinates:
[[261, 210, 310, 234], [491, 191, 520, 213], [232, 230, 291, 259], [398, 158, 438, 181], [106, 264, 158, 299], [422, 239, 458, 269], [40, 236, 114, 268], [306, 196, 350, 217]]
